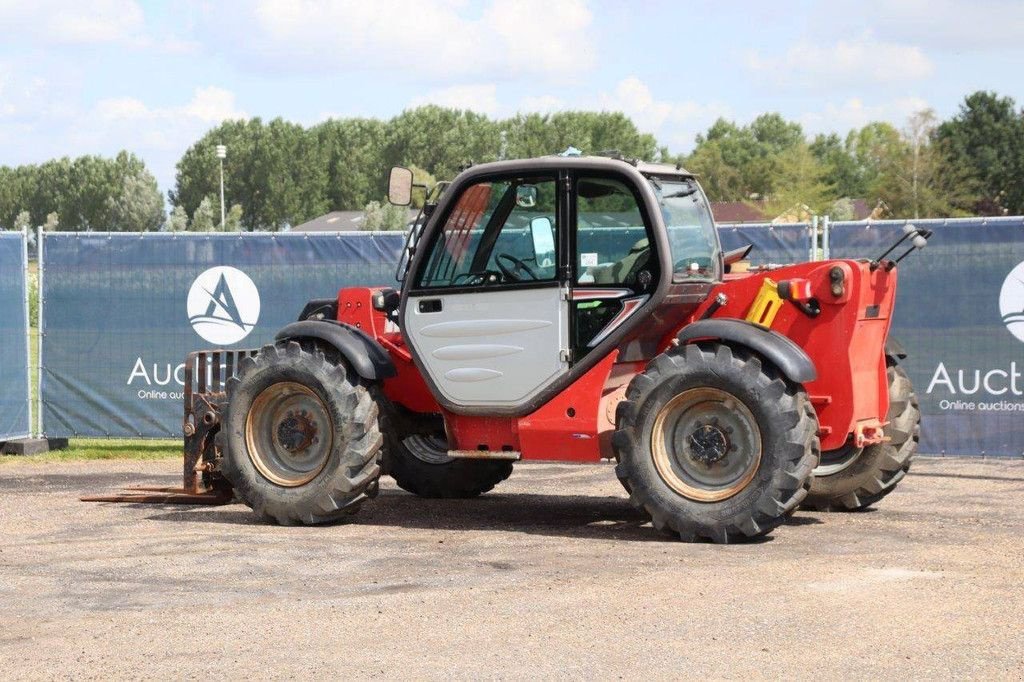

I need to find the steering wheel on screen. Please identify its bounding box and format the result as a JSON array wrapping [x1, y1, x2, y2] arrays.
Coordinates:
[[495, 253, 539, 282]]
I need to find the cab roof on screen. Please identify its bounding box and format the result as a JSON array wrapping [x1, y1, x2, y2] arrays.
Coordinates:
[[455, 155, 695, 181]]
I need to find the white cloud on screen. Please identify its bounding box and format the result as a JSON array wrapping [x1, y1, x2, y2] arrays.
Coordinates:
[[68, 87, 247, 190], [746, 35, 934, 89], [516, 95, 567, 114], [596, 77, 732, 150], [410, 84, 499, 116], [0, 0, 143, 45], [816, 1, 1024, 52], [238, 0, 594, 79], [799, 97, 932, 136], [404, 77, 729, 153], [0, 1, 196, 52]]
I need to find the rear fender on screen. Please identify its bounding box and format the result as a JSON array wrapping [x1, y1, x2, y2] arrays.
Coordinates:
[[676, 318, 817, 385], [275, 320, 396, 381]]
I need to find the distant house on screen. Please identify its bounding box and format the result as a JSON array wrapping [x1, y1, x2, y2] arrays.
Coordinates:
[[711, 198, 883, 224], [292, 209, 421, 232], [292, 211, 368, 232], [711, 201, 769, 223]]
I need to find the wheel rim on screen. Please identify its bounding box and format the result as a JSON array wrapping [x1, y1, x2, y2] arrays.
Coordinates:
[[814, 444, 863, 476], [404, 434, 453, 464], [651, 387, 762, 502], [245, 381, 334, 487]]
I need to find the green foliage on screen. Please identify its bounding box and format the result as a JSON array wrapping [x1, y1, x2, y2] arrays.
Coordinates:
[[28, 268, 38, 328], [0, 151, 163, 231], [936, 91, 1024, 214], [687, 113, 806, 201], [171, 118, 330, 232], [172, 108, 660, 229], [225, 203, 244, 231], [762, 143, 833, 218], [165, 205, 188, 232], [13, 210, 31, 232], [363, 200, 409, 231], [408, 165, 436, 209], [190, 197, 217, 232], [107, 166, 165, 231]]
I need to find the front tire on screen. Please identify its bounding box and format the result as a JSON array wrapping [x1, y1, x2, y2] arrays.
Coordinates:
[[219, 341, 383, 525], [803, 355, 920, 511], [613, 343, 819, 543]]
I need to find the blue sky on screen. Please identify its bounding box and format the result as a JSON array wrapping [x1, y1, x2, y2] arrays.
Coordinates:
[[2, 0, 1023, 199]]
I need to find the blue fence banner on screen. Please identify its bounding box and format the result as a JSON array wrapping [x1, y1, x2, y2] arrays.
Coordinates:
[[0, 230, 31, 440], [830, 217, 1024, 456], [38, 219, 1024, 455], [41, 232, 405, 438], [718, 223, 810, 267]]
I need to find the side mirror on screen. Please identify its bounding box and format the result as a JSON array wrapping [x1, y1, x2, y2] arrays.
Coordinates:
[[387, 166, 414, 206], [516, 185, 538, 208], [529, 216, 555, 265]]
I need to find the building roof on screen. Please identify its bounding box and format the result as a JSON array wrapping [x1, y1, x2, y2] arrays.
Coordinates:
[[291, 209, 419, 232], [711, 201, 768, 223]]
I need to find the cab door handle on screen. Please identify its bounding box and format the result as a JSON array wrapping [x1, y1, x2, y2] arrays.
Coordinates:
[[418, 299, 443, 313]]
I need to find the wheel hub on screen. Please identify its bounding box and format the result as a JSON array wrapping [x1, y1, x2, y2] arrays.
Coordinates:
[[688, 423, 729, 465], [276, 410, 318, 453]]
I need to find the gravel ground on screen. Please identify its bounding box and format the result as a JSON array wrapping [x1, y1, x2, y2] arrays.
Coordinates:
[[0, 456, 1022, 680]]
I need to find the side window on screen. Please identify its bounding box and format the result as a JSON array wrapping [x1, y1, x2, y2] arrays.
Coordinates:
[[575, 177, 655, 292], [417, 176, 558, 288]]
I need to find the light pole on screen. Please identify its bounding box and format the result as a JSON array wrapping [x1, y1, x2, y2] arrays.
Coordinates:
[[216, 144, 227, 231]]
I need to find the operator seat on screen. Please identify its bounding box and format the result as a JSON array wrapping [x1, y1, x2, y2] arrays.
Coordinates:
[[592, 238, 651, 286]]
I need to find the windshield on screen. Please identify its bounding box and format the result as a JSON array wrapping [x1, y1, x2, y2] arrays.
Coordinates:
[[650, 178, 719, 281]]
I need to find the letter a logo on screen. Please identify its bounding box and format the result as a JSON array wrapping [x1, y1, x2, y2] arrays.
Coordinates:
[[187, 266, 261, 345]]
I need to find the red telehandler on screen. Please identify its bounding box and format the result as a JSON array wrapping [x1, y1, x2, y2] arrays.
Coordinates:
[[87, 154, 923, 542]]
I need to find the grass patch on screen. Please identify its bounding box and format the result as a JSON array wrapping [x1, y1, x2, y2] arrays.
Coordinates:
[[0, 438, 181, 465]]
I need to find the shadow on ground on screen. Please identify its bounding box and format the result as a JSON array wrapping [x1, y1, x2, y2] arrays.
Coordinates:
[[139, 489, 789, 544]]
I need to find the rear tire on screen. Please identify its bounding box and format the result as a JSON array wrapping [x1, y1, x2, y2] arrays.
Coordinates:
[[612, 342, 819, 543], [219, 341, 383, 525], [803, 355, 920, 511], [385, 430, 513, 498]]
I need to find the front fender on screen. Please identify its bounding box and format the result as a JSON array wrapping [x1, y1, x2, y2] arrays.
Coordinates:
[[275, 320, 396, 381], [676, 318, 817, 385]]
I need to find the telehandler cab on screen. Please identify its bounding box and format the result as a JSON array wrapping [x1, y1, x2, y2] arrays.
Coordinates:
[[87, 154, 923, 543]]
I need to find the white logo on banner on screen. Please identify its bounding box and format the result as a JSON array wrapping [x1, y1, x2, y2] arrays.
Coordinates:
[[187, 266, 260, 345], [1000, 261, 1024, 343]]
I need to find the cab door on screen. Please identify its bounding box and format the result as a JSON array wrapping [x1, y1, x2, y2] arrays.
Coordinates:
[[402, 173, 569, 410]]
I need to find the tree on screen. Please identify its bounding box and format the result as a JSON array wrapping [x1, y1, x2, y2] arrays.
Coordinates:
[[363, 200, 409, 231], [687, 113, 806, 201], [685, 139, 745, 201], [936, 91, 1024, 214], [13, 210, 31, 232], [107, 166, 165, 231], [810, 133, 864, 199], [408, 165, 437, 208], [191, 197, 216, 232], [0, 152, 162, 231], [172, 118, 329, 231], [225, 203, 244, 231], [166, 205, 189, 232], [761, 143, 833, 218], [44, 212, 59, 231], [867, 110, 975, 219], [314, 117, 389, 211]]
